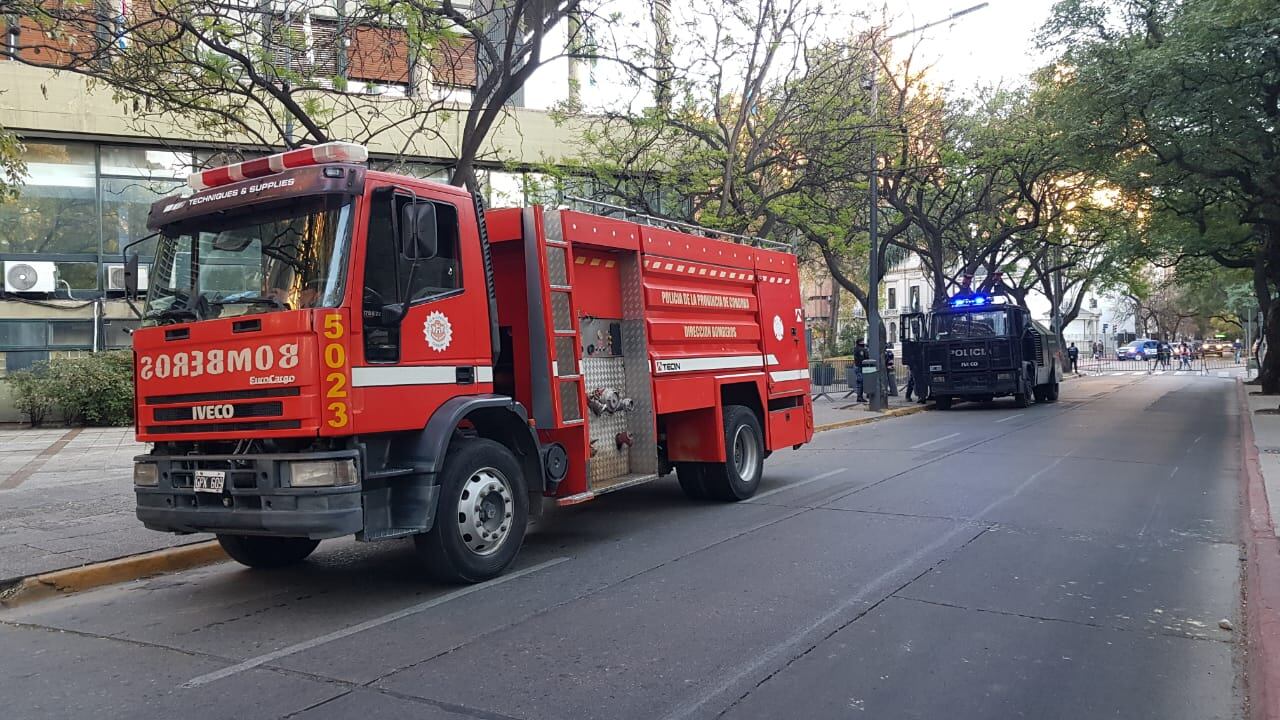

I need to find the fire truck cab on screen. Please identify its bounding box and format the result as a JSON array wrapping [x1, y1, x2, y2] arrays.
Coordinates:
[[129, 143, 813, 582]]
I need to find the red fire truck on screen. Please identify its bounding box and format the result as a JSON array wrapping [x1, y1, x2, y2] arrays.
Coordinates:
[[128, 142, 813, 582]]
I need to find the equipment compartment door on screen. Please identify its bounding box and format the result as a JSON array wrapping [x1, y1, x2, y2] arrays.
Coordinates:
[[757, 270, 806, 390]]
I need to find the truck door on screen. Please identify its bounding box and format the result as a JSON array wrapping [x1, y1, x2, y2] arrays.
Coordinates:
[[352, 188, 490, 433], [757, 270, 806, 389]]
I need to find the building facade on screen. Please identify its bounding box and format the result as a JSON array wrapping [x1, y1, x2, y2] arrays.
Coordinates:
[[0, 9, 590, 419]]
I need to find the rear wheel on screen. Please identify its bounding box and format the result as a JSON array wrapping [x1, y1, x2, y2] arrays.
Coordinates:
[[217, 535, 320, 569], [1045, 378, 1060, 402], [414, 438, 528, 584], [1014, 380, 1034, 408], [935, 395, 952, 410], [703, 405, 765, 501]]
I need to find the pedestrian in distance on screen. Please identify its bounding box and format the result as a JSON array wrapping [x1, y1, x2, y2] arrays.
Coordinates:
[[885, 346, 898, 397], [1234, 339, 1243, 364], [1178, 341, 1192, 370], [1159, 341, 1173, 370], [853, 339, 869, 403], [1067, 342, 1079, 374]]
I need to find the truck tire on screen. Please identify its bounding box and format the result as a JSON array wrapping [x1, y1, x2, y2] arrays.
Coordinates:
[[1014, 381, 1034, 408], [703, 405, 765, 501], [1033, 384, 1048, 403], [414, 438, 528, 584], [217, 535, 320, 569], [676, 463, 710, 500], [1045, 378, 1060, 402], [935, 395, 952, 410]]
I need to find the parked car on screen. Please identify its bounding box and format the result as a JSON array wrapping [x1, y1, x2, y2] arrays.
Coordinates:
[[1117, 339, 1159, 360], [1203, 340, 1229, 357]]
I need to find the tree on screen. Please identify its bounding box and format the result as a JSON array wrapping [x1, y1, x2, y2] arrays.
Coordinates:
[[0, 123, 24, 202], [1039, 0, 1280, 390], [7, 0, 653, 190]]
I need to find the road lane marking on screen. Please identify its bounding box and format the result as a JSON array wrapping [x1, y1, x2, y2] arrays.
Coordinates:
[[994, 413, 1024, 424], [182, 556, 571, 688], [667, 456, 1068, 720], [0, 428, 83, 491], [1131, 371, 1146, 376], [910, 432, 961, 450], [749, 468, 848, 502], [1110, 372, 1127, 376], [1175, 371, 1186, 376]]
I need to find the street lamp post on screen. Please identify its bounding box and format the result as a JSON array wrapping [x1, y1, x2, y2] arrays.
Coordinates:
[[863, 3, 988, 412]]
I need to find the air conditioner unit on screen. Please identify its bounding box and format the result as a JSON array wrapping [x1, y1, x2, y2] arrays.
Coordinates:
[[4, 261, 57, 293], [106, 263, 149, 292]]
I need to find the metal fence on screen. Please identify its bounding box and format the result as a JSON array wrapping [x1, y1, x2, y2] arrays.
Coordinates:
[[1072, 354, 1246, 374], [808, 358, 902, 401]]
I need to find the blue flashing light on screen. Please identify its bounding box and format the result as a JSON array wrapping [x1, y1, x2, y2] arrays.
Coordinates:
[[949, 295, 991, 308]]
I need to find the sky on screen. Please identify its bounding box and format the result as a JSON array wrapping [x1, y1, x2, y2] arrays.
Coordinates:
[[888, 0, 1060, 90]]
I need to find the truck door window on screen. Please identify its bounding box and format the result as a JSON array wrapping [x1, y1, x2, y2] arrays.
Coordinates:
[[362, 192, 462, 363]]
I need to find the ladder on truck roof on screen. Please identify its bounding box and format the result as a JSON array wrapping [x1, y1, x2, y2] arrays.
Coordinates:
[[561, 196, 794, 252]]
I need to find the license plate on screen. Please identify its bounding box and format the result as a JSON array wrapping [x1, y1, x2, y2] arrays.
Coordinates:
[[193, 470, 225, 493]]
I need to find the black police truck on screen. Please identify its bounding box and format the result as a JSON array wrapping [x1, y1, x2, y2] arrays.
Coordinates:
[[919, 295, 1063, 410]]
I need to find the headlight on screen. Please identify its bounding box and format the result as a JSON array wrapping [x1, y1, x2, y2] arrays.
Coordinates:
[[134, 463, 159, 486], [288, 459, 357, 487]]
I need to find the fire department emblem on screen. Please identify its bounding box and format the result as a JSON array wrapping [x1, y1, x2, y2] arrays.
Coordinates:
[[773, 314, 785, 341], [424, 311, 453, 352]]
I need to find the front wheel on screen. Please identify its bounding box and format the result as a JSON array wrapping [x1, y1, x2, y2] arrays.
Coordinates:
[[217, 535, 320, 569], [702, 405, 765, 501], [1014, 381, 1034, 408], [1045, 379, 1060, 403], [414, 438, 528, 584]]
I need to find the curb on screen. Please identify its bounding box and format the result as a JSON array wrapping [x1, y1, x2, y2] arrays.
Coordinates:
[[0, 540, 226, 609], [815, 403, 929, 433], [1237, 380, 1280, 720]]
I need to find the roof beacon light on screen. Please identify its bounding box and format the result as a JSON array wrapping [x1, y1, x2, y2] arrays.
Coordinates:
[[188, 142, 368, 191], [950, 295, 991, 308]]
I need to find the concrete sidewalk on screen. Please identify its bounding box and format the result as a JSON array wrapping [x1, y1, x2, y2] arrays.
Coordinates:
[[811, 391, 924, 429], [1240, 383, 1280, 720], [0, 426, 207, 583]]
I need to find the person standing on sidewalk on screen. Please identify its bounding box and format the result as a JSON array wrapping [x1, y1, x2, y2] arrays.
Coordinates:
[[1067, 342, 1079, 374], [885, 346, 898, 397], [853, 339, 870, 403]]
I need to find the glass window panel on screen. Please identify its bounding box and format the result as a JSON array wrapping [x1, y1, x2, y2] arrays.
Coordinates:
[[0, 142, 97, 254], [1, 350, 50, 374], [100, 146, 192, 178], [55, 261, 99, 290], [104, 320, 139, 349], [0, 322, 46, 348], [101, 176, 185, 255], [488, 171, 524, 207], [49, 321, 93, 347]]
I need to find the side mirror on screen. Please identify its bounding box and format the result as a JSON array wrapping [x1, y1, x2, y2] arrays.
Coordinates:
[[380, 303, 406, 327], [124, 251, 141, 300], [399, 202, 438, 260]]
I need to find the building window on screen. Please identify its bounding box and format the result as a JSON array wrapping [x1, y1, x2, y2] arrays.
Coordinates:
[[0, 321, 47, 348], [0, 141, 97, 255], [889, 321, 897, 344], [909, 285, 920, 311], [887, 287, 897, 310]]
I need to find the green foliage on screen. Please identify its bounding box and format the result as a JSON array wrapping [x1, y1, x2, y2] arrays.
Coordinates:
[[5, 352, 135, 427], [836, 320, 866, 356], [0, 121, 25, 202]]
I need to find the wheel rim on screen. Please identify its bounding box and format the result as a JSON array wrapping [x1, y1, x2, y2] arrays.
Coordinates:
[[731, 424, 761, 484], [456, 467, 514, 556]]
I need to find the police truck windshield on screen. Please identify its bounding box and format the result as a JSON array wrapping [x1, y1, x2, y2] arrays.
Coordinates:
[[932, 310, 1009, 339], [143, 195, 353, 324]]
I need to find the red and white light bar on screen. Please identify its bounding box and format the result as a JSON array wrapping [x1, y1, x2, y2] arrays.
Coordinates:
[[188, 142, 369, 191]]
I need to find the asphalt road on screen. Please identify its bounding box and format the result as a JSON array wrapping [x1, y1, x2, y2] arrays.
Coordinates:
[[0, 372, 1245, 720]]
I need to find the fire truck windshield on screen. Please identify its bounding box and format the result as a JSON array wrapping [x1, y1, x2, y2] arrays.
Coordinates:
[[143, 194, 353, 324], [931, 309, 1010, 339]]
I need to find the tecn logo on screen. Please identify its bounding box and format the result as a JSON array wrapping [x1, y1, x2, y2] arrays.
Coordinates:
[[192, 404, 234, 420], [951, 347, 985, 357], [139, 344, 299, 381]]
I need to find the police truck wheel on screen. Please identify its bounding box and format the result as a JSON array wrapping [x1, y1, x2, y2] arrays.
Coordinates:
[[217, 535, 320, 569], [703, 405, 764, 501], [676, 463, 710, 500], [1014, 383, 1034, 408], [1046, 379, 1060, 403], [1033, 385, 1048, 403], [935, 395, 952, 410], [414, 438, 528, 584]]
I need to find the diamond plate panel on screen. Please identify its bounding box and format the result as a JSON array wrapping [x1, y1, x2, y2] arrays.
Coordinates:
[[559, 379, 582, 422], [547, 246, 569, 286], [543, 209, 564, 242], [555, 336, 578, 376], [619, 252, 657, 475], [584, 356, 631, 482], [551, 292, 573, 333]]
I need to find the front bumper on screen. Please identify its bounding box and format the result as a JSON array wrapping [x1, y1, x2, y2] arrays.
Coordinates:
[[929, 371, 1019, 397], [134, 450, 362, 539]]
